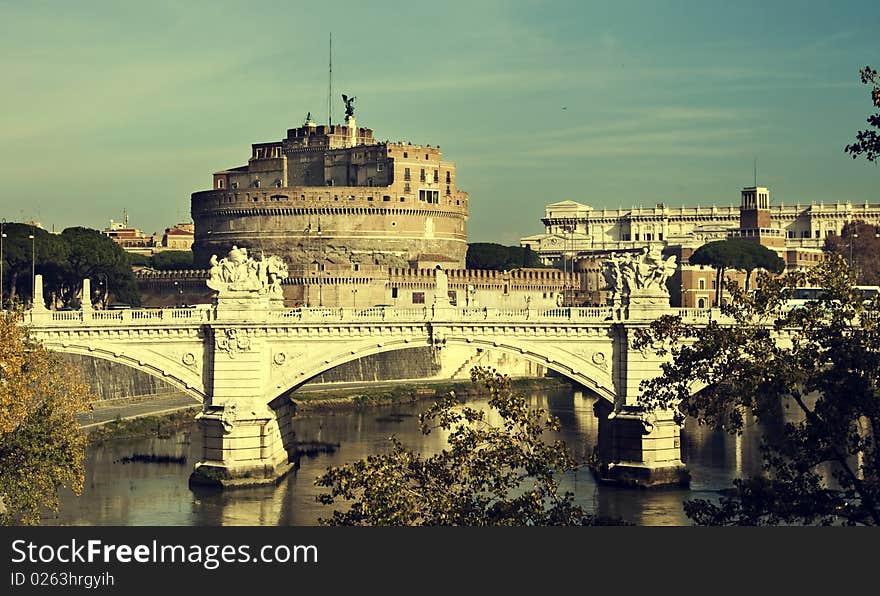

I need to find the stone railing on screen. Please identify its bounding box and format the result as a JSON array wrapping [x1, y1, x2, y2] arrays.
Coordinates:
[[24, 304, 723, 327], [26, 306, 214, 326]]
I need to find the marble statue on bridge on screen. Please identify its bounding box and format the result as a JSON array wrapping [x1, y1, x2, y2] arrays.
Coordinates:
[[602, 246, 677, 303], [207, 246, 288, 297]]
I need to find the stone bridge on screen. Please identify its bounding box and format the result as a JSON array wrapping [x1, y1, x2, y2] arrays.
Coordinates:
[[24, 259, 723, 489], [25, 279, 722, 490]]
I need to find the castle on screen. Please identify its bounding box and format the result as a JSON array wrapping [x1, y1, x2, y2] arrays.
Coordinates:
[[191, 102, 469, 271]]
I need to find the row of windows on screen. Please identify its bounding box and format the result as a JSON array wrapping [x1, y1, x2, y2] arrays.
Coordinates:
[[405, 290, 457, 305], [396, 151, 433, 160], [419, 189, 440, 204], [621, 233, 664, 241]]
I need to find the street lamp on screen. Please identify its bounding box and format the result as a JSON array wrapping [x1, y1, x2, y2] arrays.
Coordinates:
[[28, 233, 35, 306], [850, 232, 858, 268], [0, 218, 6, 309], [173, 281, 180, 308]]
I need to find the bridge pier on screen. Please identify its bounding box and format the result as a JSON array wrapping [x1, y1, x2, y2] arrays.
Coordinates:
[[590, 304, 690, 488], [593, 401, 689, 487], [189, 293, 293, 488]]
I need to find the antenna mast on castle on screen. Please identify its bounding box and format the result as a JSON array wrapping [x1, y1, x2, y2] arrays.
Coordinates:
[[328, 32, 333, 127], [754, 157, 757, 187]]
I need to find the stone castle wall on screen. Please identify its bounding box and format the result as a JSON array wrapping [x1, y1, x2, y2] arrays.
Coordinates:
[[191, 185, 468, 268]]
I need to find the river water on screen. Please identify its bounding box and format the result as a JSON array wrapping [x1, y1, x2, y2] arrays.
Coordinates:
[[53, 387, 767, 526]]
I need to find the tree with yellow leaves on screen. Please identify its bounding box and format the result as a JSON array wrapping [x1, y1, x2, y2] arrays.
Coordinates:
[[0, 310, 93, 525]]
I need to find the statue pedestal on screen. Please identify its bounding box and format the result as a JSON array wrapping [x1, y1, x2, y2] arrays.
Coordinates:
[[622, 292, 672, 321], [213, 291, 274, 321]]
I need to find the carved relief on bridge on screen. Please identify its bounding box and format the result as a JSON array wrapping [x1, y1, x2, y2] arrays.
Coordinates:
[[601, 246, 677, 304], [207, 246, 288, 297], [215, 328, 253, 358]]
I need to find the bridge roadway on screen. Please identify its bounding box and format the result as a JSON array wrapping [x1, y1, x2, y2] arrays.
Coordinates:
[[27, 298, 721, 489]]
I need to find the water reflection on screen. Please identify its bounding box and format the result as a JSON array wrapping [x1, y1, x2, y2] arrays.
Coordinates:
[[55, 387, 770, 526]]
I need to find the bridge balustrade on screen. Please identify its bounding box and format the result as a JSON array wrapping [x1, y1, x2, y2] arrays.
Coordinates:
[[27, 305, 720, 327]]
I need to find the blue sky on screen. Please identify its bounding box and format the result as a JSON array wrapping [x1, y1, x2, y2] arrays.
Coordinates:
[[0, 0, 876, 244]]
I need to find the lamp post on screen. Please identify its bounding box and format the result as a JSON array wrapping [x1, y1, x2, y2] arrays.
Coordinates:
[[850, 232, 858, 269], [0, 218, 6, 309], [173, 281, 180, 308], [28, 233, 35, 306]]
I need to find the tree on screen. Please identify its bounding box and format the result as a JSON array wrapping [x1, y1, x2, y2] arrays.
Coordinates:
[[0, 310, 93, 524], [60, 227, 140, 307], [634, 255, 880, 525], [0, 224, 68, 306], [736, 241, 785, 293], [689, 239, 783, 304], [466, 243, 543, 271], [315, 367, 618, 525], [845, 66, 880, 163], [150, 250, 194, 271], [824, 220, 880, 285]]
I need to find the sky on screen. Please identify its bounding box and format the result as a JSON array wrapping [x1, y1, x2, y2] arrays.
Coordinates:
[[0, 0, 877, 244]]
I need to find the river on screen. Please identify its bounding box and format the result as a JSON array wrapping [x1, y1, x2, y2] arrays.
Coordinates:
[[52, 386, 767, 526]]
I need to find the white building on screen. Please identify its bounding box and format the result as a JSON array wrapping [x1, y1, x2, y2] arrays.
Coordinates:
[[521, 197, 880, 266]]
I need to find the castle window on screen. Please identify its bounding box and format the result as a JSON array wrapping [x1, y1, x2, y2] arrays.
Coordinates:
[[698, 297, 706, 308], [403, 152, 408, 158], [254, 180, 260, 188], [400, 197, 405, 202], [420, 169, 425, 182], [383, 195, 391, 202], [391, 287, 398, 298], [815, 230, 820, 238], [634, 234, 639, 241], [217, 179, 224, 189], [377, 163, 384, 172], [367, 196, 373, 201], [412, 292, 425, 304], [232, 182, 239, 189], [698, 279, 705, 290], [434, 170, 439, 182], [425, 154, 429, 160], [446, 171, 451, 183], [404, 168, 411, 181], [658, 233, 663, 241], [404, 183, 411, 193]]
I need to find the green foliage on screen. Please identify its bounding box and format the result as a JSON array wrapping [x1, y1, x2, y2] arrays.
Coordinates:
[[315, 367, 618, 526], [59, 227, 141, 307], [635, 255, 880, 525], [149, 250, 194, 271], [690, 239, 785, 302], [466, 243, 542, 271], [824, 220, 880, 285], [126, 253, 151, 267], [844, 65, 880, 163], [0, 310, 93, 524], [0, 224, 69, 306]]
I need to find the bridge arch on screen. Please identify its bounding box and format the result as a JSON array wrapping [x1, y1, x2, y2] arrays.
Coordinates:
[[267, 335, 616, 405], [44, 343, 207, 403]]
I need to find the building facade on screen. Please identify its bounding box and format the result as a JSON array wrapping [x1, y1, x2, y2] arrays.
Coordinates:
[[522, 186, 846, 308], [521, 195, 880, 264], [191, 110, 469, 270]]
